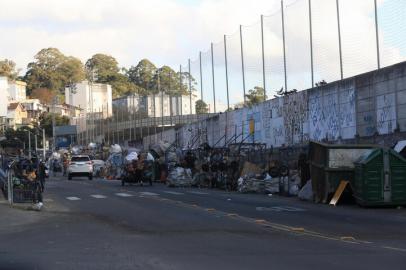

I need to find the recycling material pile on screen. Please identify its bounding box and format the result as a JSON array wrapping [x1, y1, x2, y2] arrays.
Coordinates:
[[237, 173, 280, 194], [237, 162, 301, 195], [105, 144, 123, 180], [166, 167, 192, 187]]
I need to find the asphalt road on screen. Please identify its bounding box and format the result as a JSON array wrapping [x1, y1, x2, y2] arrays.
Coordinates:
[[1, 174, 406, 270]]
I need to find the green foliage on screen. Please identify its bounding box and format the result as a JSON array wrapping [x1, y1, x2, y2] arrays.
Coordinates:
[[195, 100, 208, 114], [127, 59, 157, 93], [245, 86, 267, 107], [39, 112, 70, 137], [24, 48, 86, 95], [86, 54, 138, 98], [0, 59, 19, 80], [127, 60, 195, 96]]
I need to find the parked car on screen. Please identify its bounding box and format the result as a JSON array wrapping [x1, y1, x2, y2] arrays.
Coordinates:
[[68, 155, 93, 180]]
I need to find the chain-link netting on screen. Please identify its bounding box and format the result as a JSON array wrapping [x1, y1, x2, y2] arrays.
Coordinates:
[[225, 30, 245, 108], [340, 0, 377, 77], [190, 57, 201, 101], [200, 49, 214, 112], [378, 0, 406, 68], [242, 22, 263, 95], [263, 12, 285, 97], [312, 0, 341, 84], [285, 0, 312, 90], [182, 0, 405, 112], [212, 41, 228, 112]]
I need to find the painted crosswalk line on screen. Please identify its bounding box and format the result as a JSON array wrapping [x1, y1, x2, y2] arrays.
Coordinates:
[[139, 192, 159, 196], [256, 206, 306, 212], [163, 191, 184, 195], [115, 193, 134, 197], [66, 197, 81, 201], [91, 194, 107, 199], [188, 191, 209, 195]]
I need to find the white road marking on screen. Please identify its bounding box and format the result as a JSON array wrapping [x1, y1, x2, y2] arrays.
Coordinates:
[[163, 191, 184, 195], [66, 197, 81, 201], [139, 192, 159, 196], [256, 206, 306, 212], [115, 193, 134, 197], [91, 194, 107, 199], [188, 191, 209, 195]]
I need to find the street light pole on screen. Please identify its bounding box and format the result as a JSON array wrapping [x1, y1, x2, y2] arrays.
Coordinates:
[[28, 131, 31, 159]]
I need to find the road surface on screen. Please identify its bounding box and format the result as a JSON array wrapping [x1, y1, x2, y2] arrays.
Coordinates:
[[0, 175, 405, 270]]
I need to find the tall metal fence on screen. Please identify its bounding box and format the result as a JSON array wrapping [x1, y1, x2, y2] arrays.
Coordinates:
[[181, 0, 406, 113]]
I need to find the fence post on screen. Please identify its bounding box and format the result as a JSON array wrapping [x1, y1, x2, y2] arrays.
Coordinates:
[[211, 43, 216, 113], [308, 0, 314, 87], [261, 15, 267, 101], [199, 52, 203, 102], [240, 25, 247, 104], [281, 0, 288, 92], [336, 0, 344, 79], [224, 35, 230, 111], [374, 0, 381, 69]]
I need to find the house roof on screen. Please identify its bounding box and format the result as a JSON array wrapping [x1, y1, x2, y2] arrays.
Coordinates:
[[7, 102, 26, 111]]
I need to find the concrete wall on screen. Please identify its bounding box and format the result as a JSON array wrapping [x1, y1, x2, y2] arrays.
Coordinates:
[[143, 61, 406, 149]]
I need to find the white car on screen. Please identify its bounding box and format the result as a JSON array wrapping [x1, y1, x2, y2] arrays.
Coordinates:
[[68, 155, 93, 180]]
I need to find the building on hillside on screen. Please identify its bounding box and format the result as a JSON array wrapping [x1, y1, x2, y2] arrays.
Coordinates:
[[0, 77, 8, 118], [0, 76, 28, 117], [6, 102, 28, 130], [7, 80, 27, 102], [48, 103, 83, 118], [65, 81, 112, 119], [112, 92, 198, 117], [20, 99, 47, 121]]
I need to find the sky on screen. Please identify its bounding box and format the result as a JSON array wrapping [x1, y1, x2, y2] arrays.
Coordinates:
[[0, 0, 405, 112]]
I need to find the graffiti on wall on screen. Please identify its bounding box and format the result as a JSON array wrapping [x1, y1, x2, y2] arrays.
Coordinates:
[[283, 91, 308, 145], [377, 93, 396, 135]]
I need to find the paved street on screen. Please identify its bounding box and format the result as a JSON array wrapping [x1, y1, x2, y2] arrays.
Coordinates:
[[1, 175, 406, 270]]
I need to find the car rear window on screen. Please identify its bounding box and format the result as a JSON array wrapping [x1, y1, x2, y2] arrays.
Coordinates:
[[71, 156, 90, 162]]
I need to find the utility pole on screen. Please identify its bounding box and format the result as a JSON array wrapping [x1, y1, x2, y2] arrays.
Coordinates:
[[35, 134, 38, 156], [42, 128, 46, 159], [52, 96, 58, 151], [28, 131, 31, 159]]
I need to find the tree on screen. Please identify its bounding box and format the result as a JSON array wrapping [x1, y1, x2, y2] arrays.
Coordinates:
[[39, 112, 70, 137], [30, 88, 55, 104], [0, 59, 19, 80], [85, 54, 120, 83], [86, 54, 136, 98], [24, 48, 85, 95], [245, 86, 267, 107], [195, 100, 208, 114], [127, 59, 157, 94]]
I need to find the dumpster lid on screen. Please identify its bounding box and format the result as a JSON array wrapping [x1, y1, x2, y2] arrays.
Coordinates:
[[354, 149, 380, 165], [394, 140, 406, 153]]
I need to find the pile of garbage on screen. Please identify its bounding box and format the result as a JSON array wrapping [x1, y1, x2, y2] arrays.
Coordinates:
[[237, 173, 279, 194], [236, 161, 302, 195], [166, 167, 192, 187], [105, 144, 123, 180]]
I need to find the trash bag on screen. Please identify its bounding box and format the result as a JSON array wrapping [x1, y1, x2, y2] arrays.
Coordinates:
[[167, 167, 192, 187], [289, 184, 300, 196], [125, 152, 138, 162], [298, 180, 313, 201], [110, 144, 122, 154]]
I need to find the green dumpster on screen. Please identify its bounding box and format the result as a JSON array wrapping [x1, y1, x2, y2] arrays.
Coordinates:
[[354, 148, 406, 206], [308, 141, 376, 203]]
